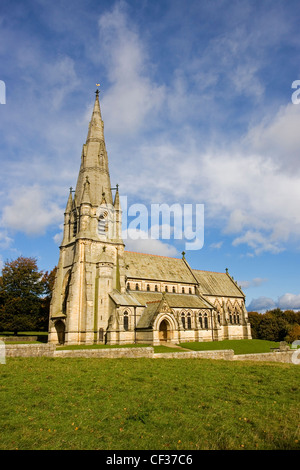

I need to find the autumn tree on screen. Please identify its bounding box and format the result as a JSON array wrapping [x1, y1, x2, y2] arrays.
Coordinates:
[[285, 324, 300, 343], [38, 266, 57, 331], [249, 308, 300, 342], [248, 311, 263, 339], [0, 256, 47, 334]]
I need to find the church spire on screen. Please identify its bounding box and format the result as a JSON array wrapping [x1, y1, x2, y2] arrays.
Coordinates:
[[86, 89, 104, 143], [74, 89, 113, 207]]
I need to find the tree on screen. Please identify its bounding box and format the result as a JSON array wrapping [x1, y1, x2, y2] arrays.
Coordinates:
[[285, 324, 300, 343], [38, 266, 57, 331], [248, 311, 263, 339], [0, 257, 47, 334], [257, 313, 289, 342]]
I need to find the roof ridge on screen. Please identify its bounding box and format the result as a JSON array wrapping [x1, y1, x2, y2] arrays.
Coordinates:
[[124, 250, 182, 261], [193, 268, 225, 274]]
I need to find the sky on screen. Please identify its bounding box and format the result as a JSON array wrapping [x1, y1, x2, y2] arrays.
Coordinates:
[[0, 0, 300, 312]]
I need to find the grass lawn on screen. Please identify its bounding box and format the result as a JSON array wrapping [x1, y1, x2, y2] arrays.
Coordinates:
[[179, 339, 281, 355], [0, 357, 299, 450]]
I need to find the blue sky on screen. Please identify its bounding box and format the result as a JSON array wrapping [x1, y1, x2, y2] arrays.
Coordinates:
[[0, 0, 300, 312]]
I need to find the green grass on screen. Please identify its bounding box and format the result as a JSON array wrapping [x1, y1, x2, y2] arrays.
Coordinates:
[[153, 345, 185, 353], [0, 357, 299, 450], [179, 339, 281, 355], [0, 332, 48, 344]]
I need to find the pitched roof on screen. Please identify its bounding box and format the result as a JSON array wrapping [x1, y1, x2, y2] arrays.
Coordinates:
[[128, 291, 212, 309], [136, 301, 161, 328], [124, 251, 196, 284], [109, 290, 141, 306], [192, 270, 244, 298]]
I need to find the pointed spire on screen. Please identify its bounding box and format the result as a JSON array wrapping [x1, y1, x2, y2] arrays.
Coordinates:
[[86, 89, 104, 143], [113, 184, 120, 208], [65, 187, 73, 213], [81, 176, 91, 205], [74, 89, 113, 207]]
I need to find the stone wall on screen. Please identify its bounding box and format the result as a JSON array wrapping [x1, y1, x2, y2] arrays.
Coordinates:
[[54, 347, 153, 358], [5, 343, 56, 357], [232, 350, 295, 363], [154, 349, 234, 360], [2, 344, 298, 364], [0, 336, 38, 342]]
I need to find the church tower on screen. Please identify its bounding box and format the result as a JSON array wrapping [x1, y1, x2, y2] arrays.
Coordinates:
[[48, 90, 125, 345]]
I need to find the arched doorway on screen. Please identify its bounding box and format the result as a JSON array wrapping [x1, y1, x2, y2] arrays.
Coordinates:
[[159, 319, 171, 342], [55, 320, 65, 345]]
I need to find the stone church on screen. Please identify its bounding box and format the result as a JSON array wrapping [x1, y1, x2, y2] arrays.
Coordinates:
[[48, 91, 252, 345]]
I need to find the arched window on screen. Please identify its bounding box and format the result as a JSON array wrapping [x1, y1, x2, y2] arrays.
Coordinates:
[[204, 313, 208, 329], [165, 286, 168, 292], [187, 312, 192, 329], [123, 311, 129, 331], [136, 283, 139, 291], [172, 286, 176, 293], [199, 313, 203, 329], [155, 285, 158, 292], [127, 282, 130, 290], [217, 312, 221, 324], [189, 287, 192, 294], [147, 284, 150, 291], [182, 287, 185, 293], [181, 313, 186, 329], [99, 328, 104, 342], [234, 305, 241, 324]]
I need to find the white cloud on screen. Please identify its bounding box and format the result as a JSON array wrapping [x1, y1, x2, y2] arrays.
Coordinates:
[[43, 56, 80, 110], [244, 103, 300, 174], [277, 293, 300, 310], [210, 241, 223, 249], [0, 231, 13, 249], [247, 292, 300, 312], [122, 228, 178, 257], [98, 3, 165, 134], [232, 231, 283, 255], [53, 224, 64, 246], [1, 186, 63, 236], [239, 277, 268, 289], [247, 296, 276, 312], [112, 128, 300, 255]]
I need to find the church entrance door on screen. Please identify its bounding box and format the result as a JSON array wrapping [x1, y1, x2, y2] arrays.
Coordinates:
[[159, 319, 170, 342], [55, 320, 65, 345]]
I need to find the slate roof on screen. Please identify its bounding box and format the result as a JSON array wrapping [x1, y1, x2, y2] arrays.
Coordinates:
[[109, 290, 141, 306], [123, 251, 245, 298], [136, 301, 161, 328], [128, 291, 213, 309], [124, 251, 196, 284], [192, 270, 244, 298]]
